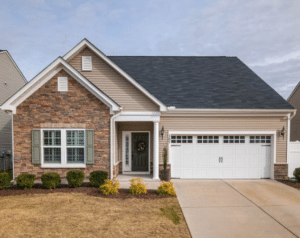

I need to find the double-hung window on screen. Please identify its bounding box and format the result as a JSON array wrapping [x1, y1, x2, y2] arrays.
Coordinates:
[[42, 129, 85, 168]]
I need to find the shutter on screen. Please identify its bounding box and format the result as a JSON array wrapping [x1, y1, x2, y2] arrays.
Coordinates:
[[86, 130, 94, 164], [82, 56, 92, 71], [32, 130, 41, 164]]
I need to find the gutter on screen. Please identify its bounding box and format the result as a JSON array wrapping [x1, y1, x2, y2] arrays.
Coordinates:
[[110, 110, 122, 180]]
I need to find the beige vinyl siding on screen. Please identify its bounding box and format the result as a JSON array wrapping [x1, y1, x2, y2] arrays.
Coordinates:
[[288, 87, 300, 141], [0, 52, 26, 152], [68, 47, 159, 112], [116, 122, 154, 164], [159, 116, 288, 164], [0, 52, 26, 105]]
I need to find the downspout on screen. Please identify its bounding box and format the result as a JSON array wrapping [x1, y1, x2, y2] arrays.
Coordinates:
[[11, 112, 14, 182], [110, 109, 122, 180], [287, 110, 296, 175]]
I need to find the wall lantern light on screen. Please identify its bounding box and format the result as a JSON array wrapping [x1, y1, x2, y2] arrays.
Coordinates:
[[161, 126, 165, 139]]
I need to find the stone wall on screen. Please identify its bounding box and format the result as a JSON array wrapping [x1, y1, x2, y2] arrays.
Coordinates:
[[13, 69, 111, 180], [274, 164, 288, 180]]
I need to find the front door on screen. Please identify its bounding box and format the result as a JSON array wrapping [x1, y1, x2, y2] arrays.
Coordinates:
[[131, 133, 149, 171]]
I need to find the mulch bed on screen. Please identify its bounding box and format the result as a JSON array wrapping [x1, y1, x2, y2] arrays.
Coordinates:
[[0, 183, 175, 199], [278, 180, 300, 189]]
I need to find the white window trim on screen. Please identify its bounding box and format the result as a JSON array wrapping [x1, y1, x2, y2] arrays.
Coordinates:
[[41, 129, 86, 168], [82, 56, 92, 71], [122, 131, 151, 175]]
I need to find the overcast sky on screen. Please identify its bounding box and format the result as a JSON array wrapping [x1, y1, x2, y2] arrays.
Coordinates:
[[1, 0, 299, 99]]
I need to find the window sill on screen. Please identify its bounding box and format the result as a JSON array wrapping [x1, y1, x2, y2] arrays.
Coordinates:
[[41, 164, 87, 169]]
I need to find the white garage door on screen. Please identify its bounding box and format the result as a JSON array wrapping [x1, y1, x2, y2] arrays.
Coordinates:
[[170, 135, 272, 179]]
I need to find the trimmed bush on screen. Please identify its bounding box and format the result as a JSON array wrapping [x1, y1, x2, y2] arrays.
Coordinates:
[[66, 170, 84, 188], [89, 171, 108, 187], [100, 179, 120, 195], [17, 174, 36, 190], [157, 181, 176, 196], [0, 172, 11, 190], [41, 173, 61, 189], [129, 178, 147, 195], [6, 170, 13, 181], [294, 167, 300, 182]]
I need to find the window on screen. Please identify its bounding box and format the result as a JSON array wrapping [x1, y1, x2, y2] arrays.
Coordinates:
[[171, 136, 193, 143], [66, 131, 85, 163], [125, 135, 129, 165], [82, 56, 92, 71], [250, 136, 271, 144], [42, 129, 85, 166], [223, 136, 245, 144], [57, 77, 68, 91], [43, 130, 61, 163], [197, 136, 219, 143]]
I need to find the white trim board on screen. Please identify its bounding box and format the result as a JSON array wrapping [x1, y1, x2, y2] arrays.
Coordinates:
[[0, 58, 121, 114], [62, 39, 167, 111], [169, 131, 277, 135]]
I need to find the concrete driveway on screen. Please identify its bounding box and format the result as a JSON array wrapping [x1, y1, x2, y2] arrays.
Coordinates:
[[174, 180, 300, 238]]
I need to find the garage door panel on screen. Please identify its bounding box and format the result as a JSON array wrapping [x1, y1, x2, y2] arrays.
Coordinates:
[[171, 134, 272, 179]]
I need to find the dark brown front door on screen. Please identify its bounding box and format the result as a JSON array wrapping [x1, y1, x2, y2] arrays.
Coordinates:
[[131, 133, 149, 172]]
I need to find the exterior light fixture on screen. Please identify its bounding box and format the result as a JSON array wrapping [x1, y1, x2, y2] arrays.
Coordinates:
[[161, 126, 165, 139]]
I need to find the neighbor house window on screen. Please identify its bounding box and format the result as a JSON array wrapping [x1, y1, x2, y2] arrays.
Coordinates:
[[42, 129, 85, 166]]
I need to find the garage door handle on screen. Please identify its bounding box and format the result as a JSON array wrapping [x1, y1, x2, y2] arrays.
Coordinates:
[[261, 145, 271, 147], [219, 157, 223, 163], [171, 145, 181, 147]]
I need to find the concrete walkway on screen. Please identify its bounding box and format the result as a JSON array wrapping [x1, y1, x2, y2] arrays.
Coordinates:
[[174, 179, 300, 238]]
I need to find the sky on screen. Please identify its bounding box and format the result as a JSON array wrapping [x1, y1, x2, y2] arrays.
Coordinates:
[[0, 0, 299, 99]]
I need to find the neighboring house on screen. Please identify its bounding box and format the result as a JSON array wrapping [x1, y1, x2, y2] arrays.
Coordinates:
[[288, 83, 300, 141], [0, 50, 27, 169], [0, 39, 295, 181]]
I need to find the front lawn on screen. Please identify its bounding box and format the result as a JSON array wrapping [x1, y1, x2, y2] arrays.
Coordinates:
[[0, 193, 190, 237]]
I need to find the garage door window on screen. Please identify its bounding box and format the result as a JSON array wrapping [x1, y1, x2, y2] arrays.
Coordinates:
[[223, 136, 245, 144], [250, 136, 271, 143], [197, 136, 219, 143], [171, 136, 193, 143]]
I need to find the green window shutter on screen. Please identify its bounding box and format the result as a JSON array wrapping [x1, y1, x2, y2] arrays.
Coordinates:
[[32, 130, 41, 165], [86, 130, 94, 164]]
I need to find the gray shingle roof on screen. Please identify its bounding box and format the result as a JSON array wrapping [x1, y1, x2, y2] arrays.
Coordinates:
[[108, 56, 293, 109]]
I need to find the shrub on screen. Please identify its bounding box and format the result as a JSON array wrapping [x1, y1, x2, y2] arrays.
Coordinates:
[[100, 179, 120, 195], [6, 170, 13, 181], [294, 167, 300, 182], [66, 170, 85, 188], [17, 174, 36, 190], [157, 181, 176, 196], [41, 173, 61, 189], [129, 178, 147, 195], [0, 172, 11, 190], [89, 171, 108, 187]]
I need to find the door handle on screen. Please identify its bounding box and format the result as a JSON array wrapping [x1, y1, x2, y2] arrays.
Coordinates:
[[219, 157, 221, 163], [221, 157, 223, 163]]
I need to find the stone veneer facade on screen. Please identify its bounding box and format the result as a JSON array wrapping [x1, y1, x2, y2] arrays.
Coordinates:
[[274, 164, 288, 180], [13, 69, 111, 180]]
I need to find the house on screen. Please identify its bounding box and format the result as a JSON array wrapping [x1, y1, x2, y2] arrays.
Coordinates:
[[0, 50, 27, 170], [288, 83, 300, 141], [0, 39, 295, 181]]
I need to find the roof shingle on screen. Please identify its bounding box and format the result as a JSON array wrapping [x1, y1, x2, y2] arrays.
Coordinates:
[[108, 56, 293, 109]]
